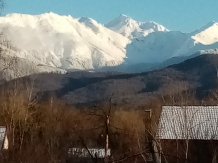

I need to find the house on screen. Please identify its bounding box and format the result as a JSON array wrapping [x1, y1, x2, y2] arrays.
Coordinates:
[[0, 126, 8, 150], [155, 106, 218, 163], [67, 148, 111, 163], [68, 148, 111, 158]]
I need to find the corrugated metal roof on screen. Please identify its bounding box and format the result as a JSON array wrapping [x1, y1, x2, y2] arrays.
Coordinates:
[[68, 148, 111, 158], [156, 106, 218, 140], [0, 127, 6, 150]]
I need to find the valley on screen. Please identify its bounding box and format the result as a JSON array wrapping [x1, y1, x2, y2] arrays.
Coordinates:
[[1, 11, 218, 163]]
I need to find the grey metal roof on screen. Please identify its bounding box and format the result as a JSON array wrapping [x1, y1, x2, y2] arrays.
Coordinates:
[[156, 106, 218, 140], [68, 148, 111, 158], [0, 127, 6, 149]]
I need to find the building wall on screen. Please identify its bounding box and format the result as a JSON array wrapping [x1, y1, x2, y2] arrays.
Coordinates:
[[159, 140, 218, 163]]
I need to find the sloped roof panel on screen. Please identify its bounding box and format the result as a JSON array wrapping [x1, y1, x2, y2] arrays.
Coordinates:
[[157, 106, 218, 140]]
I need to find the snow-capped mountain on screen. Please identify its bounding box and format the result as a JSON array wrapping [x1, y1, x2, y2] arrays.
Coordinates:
[[0, 12, 130, 72], [0, 12, 218, 78], [0, 43, 66, 80], [126, 21, 218, 63], [106, 14, 168, 39], [192, 21, 218, 45]]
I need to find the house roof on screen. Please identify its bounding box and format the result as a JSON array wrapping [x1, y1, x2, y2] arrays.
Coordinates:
[[0, 126, 6, 149], [68, 148, 111, 158], [156, 106, 218, 140]]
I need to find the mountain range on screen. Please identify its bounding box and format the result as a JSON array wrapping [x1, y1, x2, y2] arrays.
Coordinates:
[[7, 53, 217, 107], [1, 12, 218, 79]]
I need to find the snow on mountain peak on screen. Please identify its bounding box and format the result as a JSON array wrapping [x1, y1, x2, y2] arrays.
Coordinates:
[[5, 12, 60, 20], [192, 21, 218, 45], [0, 12, 130, 71], [42, 11, 58, 16], [120, 14, 129, 18], [79, 17, 96, 23], [1, 12, 218, 77], [78, 17, 101, 32], [106, 14, 132, 29], [106, 14, 168, 39], [125, 20, 218, 64], [195, 21, 218, 33], [117, 14, 131, 22]]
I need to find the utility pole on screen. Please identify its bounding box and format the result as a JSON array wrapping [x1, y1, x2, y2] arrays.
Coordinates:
[[105, 114, 110, 163], [90, 99, 112, 163], [104, 98, 112, 163]]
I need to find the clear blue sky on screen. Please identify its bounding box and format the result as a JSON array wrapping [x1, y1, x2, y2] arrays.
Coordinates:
[[3, 0, 218, 32]]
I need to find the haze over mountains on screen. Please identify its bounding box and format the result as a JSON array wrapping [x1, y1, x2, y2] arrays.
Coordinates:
[[0, 12, 218, 79], [11, 53, 217, 107]]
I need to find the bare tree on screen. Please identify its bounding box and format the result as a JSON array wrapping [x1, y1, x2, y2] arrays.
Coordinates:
[[89, 99, 112, 163]]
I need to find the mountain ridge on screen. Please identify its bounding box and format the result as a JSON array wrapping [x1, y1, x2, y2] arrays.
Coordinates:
[[0, 12, 130, 71], [0, 12, 218, 79], [9, 53, 218, 107], [105, 14, 168, 39]]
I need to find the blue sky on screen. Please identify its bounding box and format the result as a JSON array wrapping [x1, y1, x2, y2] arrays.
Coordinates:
[[3, 0, 218, 32]]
